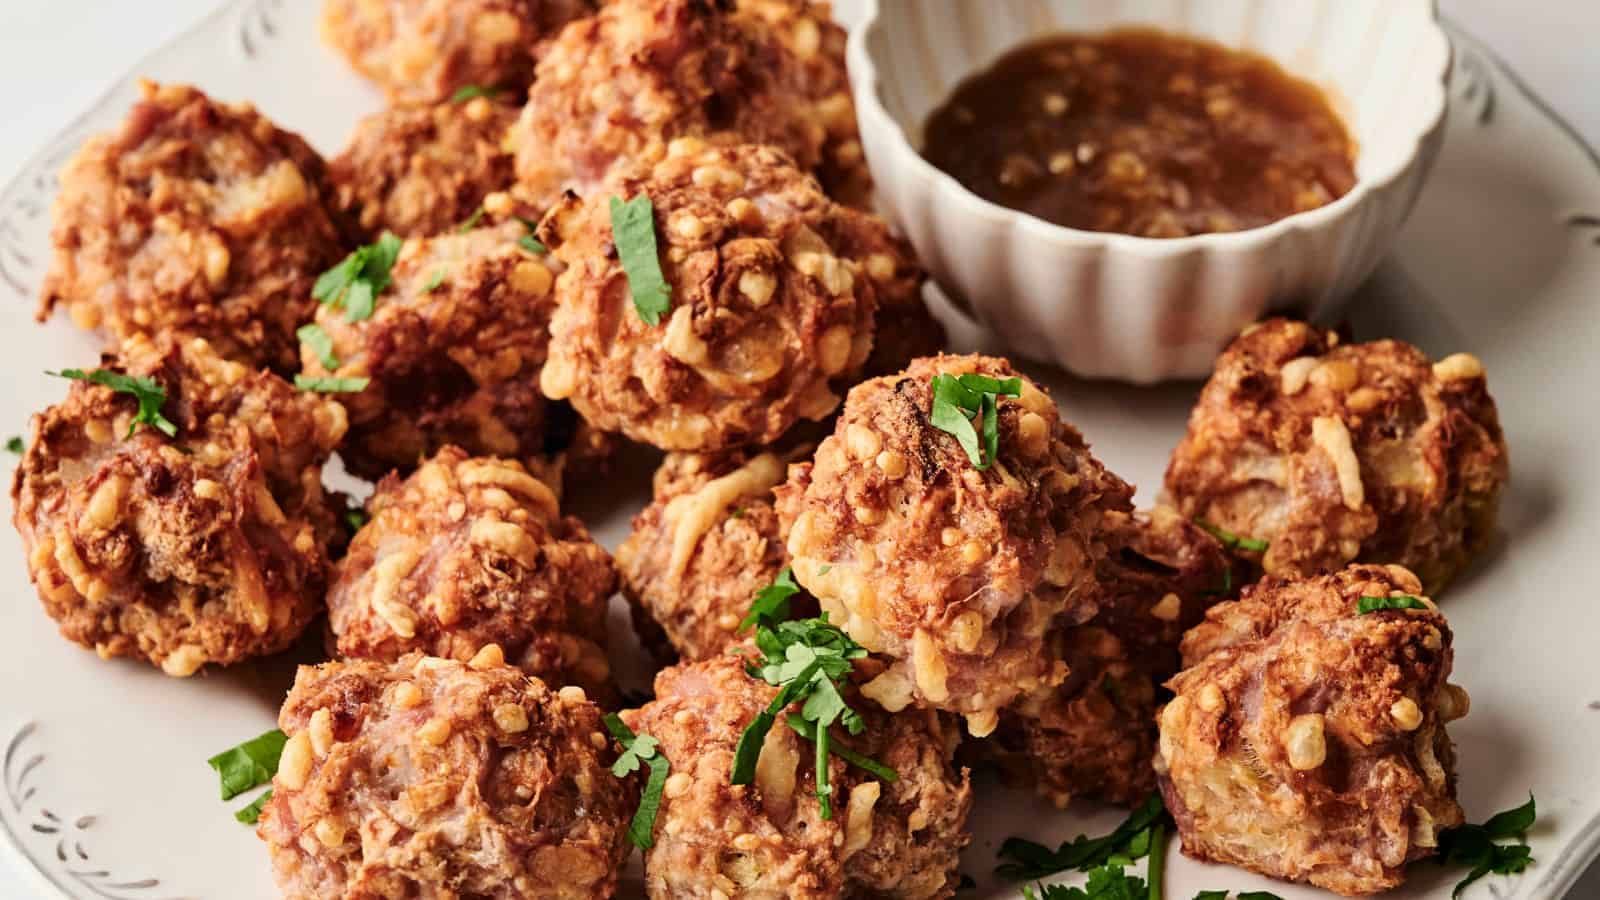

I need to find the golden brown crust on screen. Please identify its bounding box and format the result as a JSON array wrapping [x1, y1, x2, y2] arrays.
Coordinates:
[[300, 223, 574, 481], [11, 335, 346, 676], [616, 448, 820, 662], [1163, 318, 1509, 592], [329, 96, 518, 240], [319, 0, 595, 104], [623, 656, 972, 899], [777, 354, 1134, 734], [40, 81, 345, 375], [1156, 564, 1468, 895], [259, 654, 634, 899], [540, 143, 896, 451], [506, 0, 859, 213], [991, 508, 1231, 807], [327, 446, 616, 698]]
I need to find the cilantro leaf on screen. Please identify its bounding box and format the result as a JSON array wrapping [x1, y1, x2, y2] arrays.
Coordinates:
[[1193, 892, 1231, 900], [741, 567, 801, 633], [519, 234, 547, 254], [234, 789, 272, 825], [929, 373, 1022, 470], [450, 84, 500, 103], [610, 195, 671, 326], [343, 503, 369, 535], [1437, 795, 1537, 897], [457, 207, 485, 234], [297, 323, 339, 370], [783, 714, 897, 782], [6, 436, 22, 454], [997, 794, 1169, 880], [602, 713, 671, 850], [1358, 594, 1431, 614], [49, 369, 177, 438], [207, 729, 287, 801], [314, 232, 402, 322], [1236, 893, 1287, 900], [1482, 794, 1537, 839], [1195, 520, 1269, 553], [295, 375, 370, 394]]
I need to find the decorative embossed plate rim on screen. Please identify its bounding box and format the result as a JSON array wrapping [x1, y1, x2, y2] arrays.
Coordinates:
[[0, 3, 1598, 898]]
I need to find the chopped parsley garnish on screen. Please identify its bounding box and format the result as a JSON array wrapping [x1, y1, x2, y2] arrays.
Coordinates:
[[313, 232, 402, 322], [1358, 594, 1431, 614], [818, 564, 832, 575], [294, 375, 370, 394], [739, 566, 801, 632], [731, 577, 879, 819], [457, 207, 485, 234], [234, 788, 273, 825], [5, 436, 21, 454], [1192, 892, 1284, 900], [1437, 794, 1537, 897], [519, 234, 547, 254], [343, 503, 369, 535], [929, 373, 1022, 470], [783, 714, 897, 782], [48, 369, 177, 438], [423, 268, 447, 292], [998, 794, 1170, 880], [602, 713, 670, 850], [296, 322, 339, 370], [449, 84, 501, 103], [610, 195, 671, 326], [1195, 520, 1269, 553], [207, 729, 286, 802]]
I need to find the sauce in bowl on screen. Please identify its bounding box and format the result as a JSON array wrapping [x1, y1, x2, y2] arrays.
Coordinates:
[[922, 28, 1357, 238]]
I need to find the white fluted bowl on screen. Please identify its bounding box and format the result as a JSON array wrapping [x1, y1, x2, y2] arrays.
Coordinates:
[[847, 0, 1452, 382]]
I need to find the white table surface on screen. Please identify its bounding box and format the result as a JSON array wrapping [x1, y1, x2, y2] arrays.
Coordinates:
[[0, 1, 1593, 897]]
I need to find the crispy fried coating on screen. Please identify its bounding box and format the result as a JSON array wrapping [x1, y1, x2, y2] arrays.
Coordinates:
[[540, 143, 907, 451], [320, 0, 594, 103], [506, 0, 859, 213], [777, 355, 1134, 735], [623, 656, 972, 899], [616, 448, 820, 662], [40, 81, 345, 375], [300, 222, 585, 482], [12, 335, 346, 676], [327, 447, 616, 698], [259, 653, 634, 899], [992, 508, 1231, 807], [329, 96, 518, 240], [1156, 564, 1469, 895], [1164, 319, 1509, 592]]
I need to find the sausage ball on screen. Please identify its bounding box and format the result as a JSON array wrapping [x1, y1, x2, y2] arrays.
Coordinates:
[[40, 81, 345, 375], [320, 0, 595, 103], [777, 355, 1135, 736], [623, 655, 973, 899], [539, 143, 911, 451], [259, 653, 635, 899], [506, 0, 857, 213], [1156, 564, 1470, 895], [329, 95, 518, 240], [991, 508, 1231, 807], [327, 446, 616, 698], [616, 448, 821, 662], [12, 334, 347, 676], [1164, 319, 1509, 593], [300, 222, 578, 482]]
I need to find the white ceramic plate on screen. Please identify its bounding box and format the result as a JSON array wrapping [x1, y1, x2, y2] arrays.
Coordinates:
[[0, 3, 1597, 899]]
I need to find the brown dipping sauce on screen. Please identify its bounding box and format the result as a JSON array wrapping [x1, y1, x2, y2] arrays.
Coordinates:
[[922, 28, 1357, 238]]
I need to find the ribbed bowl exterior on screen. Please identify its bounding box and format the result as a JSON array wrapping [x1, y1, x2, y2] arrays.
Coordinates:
[[848, 0, 1452, 382]]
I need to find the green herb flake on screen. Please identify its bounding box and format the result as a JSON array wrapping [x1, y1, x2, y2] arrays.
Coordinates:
[[519, 234, 547, 255], [1195, 520, 1269, 553], [5, 436, 22, 454], [1437, 794, 1537, 897], [343, 504, 369, 534], [295, 375, 371, 394], [610, 195, 671, 326], [1358, 594, 1431, 614], [207, 729, 288, 801], [818, 564, 832, 575], [48, 369, 177, 438], [234, 789, 273, 825], [457, 207, 485, 234], [296, 323, 339, 370], [740, 566, 801, 633], [450, 84, 501, 103], [929, 373, 1023, 470], [423, 268, 447, 292], [783, 714, 897, 782], [602, 713, 670, 850], [997, 794, 1169, 881], [313, 232, 403, 322]]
